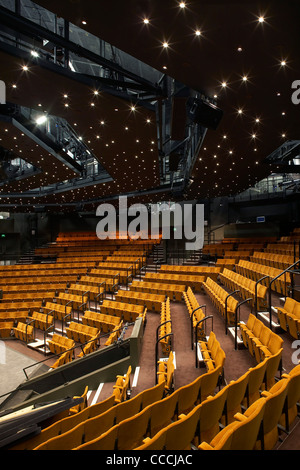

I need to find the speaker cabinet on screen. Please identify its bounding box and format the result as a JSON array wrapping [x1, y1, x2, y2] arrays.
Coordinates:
[[187, 98, 223, 130]]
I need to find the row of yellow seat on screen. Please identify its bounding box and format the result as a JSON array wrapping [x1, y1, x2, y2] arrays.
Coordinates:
[[0, 267, 91, 279], [0, 262, 96, 273], [265, 243, 299, 256], [198, 331, 226, 373], [9, 382, 165, 450], [43, 301, 72, 322], [223, 250, 252, 261], [115, 289, 165, 313], [50, 350, 73, 369], [0, 291, 57, 304], [0, 282, 67, 294], [77, 333, 101, 359], [68, 283, 105, 302], [215, 258, 236, 271], [157, 351, 175, 395], [145, 272, 204, 292], [239, 314, 283, 373], [79, 276, 116, 294], [47, 333, 75, 356], [100, 299, 146, 323], [135, 360, 300, 451], [12, 337, 293, 452], [202, 277, 239, 326], [251, 251, 295, 270], [236, 259, 290, 295], [159, 298, 172, 356], [219, 268, 268, 311], [33, 351, 292, 451], [103, 321, 124, 346], [130, 280, 185, 302], [276, 297, 300, 339], [90, 268, 128, 284], [160, 265, 221, 278], [183, 287, 206, 341], [13, 321, 34, 343], [113, 365, 132, 404], [0, 276, 79, 289], [57, 292, 89, 310], [32, 365, 223, 450], [65, 322, 99, 344], [82, 310, 121, 333], [0, 300, 42, 313], [0, 321, 14, 338], [31, 311, 53, 331]]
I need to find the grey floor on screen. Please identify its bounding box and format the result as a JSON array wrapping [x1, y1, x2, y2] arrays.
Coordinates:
[[0, 341, 37, 404]]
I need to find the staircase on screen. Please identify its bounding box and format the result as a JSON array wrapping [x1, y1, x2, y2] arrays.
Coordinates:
[[16, 249, 36, 265]]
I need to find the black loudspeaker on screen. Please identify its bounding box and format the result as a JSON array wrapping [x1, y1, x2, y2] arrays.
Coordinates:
[[186, 97, 223, 130], [169, 152, 181, 172]]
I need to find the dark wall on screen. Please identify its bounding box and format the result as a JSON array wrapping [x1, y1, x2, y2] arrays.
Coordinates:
[[4, 193, 300, 256]]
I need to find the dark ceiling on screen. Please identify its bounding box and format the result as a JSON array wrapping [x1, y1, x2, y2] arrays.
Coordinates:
[[0, 0, 300, 213]]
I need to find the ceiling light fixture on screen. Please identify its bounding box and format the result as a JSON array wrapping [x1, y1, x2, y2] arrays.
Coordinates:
[[35, 115, 48, 125]]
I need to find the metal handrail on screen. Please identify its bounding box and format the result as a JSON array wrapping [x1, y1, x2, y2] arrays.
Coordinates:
[[234, 298, 253, 350], [254, 275, 271, 316], [22, 322, 133, 380], [156, 320, 172, 342], [195, 315, 214, 368], [225, 290, 240, 334], [268, 259, 300, 330], [155, 332, 173, 384], [190, 305, 206, 350]]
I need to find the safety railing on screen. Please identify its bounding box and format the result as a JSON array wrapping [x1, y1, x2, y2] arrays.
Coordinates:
[[190, 305, 206, 350], [268, 259, 300, 330], [194, 315, 214, 368], [233, 298, 253, 350], [224, 290, 240, 335], [22, 322, 132, 381], [254, 275, 271, 316]]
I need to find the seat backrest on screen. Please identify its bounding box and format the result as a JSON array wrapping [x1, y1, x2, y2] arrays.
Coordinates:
[[265, 348, 283, 389], [229, 397, 266, 450], [261, 378, 289, 436], [197, 386, 228, 444], [247, 358, 268, 400], [225, 371, 250, 418], [267, 332, 283, 355], [134, 429, 166, 450], [292, 302, 300, 319], [162, 403, 201, 450], [175, 375, 203, 416], [246, 313, 256, 329], [115, 406, 151, 450], [259, 325, 272, 346], [199, 365, 222, 402], [147, 392, 178, 437]]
